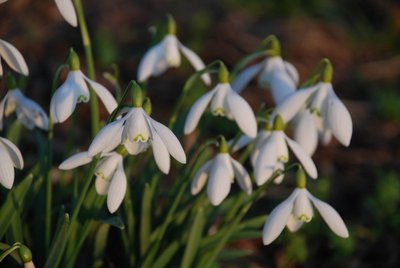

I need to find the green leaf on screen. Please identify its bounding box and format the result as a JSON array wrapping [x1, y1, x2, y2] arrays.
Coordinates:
[[152, 241, 180, 268], [180, 207, 205, 268], [100, 216, 125, 230], [0, 174, 33, 239], [44, 213, 70, 268], [218, 248, 253, 260], [93, 224, 111, 268], [140, 183, 152, 256]]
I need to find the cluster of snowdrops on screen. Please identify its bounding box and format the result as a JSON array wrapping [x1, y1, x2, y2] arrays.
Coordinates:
[[0, 0, 352, 267]]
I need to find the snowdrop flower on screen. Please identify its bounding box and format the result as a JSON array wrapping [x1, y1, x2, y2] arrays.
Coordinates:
[[0, 39, 29, 76], [59, 150, 127, 213], [191, 136, 252, 206], [88, 83, 186, 174], [138, 15, 211, 85], [54, 0, 78, 27], [184, 63, 258, 138], [0, 137, 23, 189], [232, 35, 298, 104], [50, 49, 117, 123], [262, 168, 349, 245], [0, 76, 48, 130], [275, 59, 352, 154], [254, 114, 317, 186]]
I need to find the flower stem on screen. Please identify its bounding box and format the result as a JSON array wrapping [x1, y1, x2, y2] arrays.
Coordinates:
[[73, 0, 100, 137], [44, 116, 53, 255]]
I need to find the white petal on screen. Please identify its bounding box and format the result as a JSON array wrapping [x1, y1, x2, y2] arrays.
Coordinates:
[[82, 74, 118, 114], [0, 0, 8, 4], [149, 118, 186, 164], [0, 93, 10, 130], [59, 151, 92, 170], [15, 92, 49, 130], [137, 44, 163, 82], [0, 137, 23, 169], [95, 153, 122, 179], [0, 57, 3, 76], [0, 148, 15, 189], [308, 192, 349, 238], [273, 162, 285, 184], [232, 63, 263, 93], [231, 158, 252, 194], [207, 157, 232, 206], [262, 189, 299, 245], [123, 139, 148, 155], [294, 110, 318, 156], [254, 133, 278, 186], [229, 135, 253, 153], [250, 130, 271, 166], [274, 85, 318, 123], [283, 61, 299, 85], [292, 189, 314, 222], [0, 39, 29, 76], [179, 42, 211, 85], [54, 0, 78, 27], [275, 131, 289, 162], [162, 35, 181, 67], [286, 214, 304, 232], [226, 87, 257, 138], [270, 71, 296, 104], [191, 160, 212, 195], [107, 164, 127, 213], [327, 89, 353, 146], [284, 135, 318, 179], [123, 108, 150, 143], [95, 176, 110, 196], [50, 80, 78, 123], [150, 128, 171, 174], [88, 119, 124, 156], [183, 89, 215, 134]]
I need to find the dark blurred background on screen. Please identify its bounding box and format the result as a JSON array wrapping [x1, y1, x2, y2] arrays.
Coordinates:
[[1, 0, 400, 267]]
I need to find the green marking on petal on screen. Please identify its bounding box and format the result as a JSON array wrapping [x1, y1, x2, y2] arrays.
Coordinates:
[[133, 134, 146, 142], [212, 108, 225, 116], [298, 214, 311, 222]]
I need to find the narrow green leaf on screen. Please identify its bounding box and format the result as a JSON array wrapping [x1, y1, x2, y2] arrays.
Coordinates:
[[93, 224, 110, 268], [152, 241, 180, 268], [140, 183, 152, 256], [100, 216, 125, 230], [44, 213, 70, 268], [0, 242, 22, 264], [0, 174, 33, 239], [218, 248, 253, 260], [180, 207, 205, 268]]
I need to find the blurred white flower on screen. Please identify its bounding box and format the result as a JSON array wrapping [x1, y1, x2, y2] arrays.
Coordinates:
[[232, 36, 298, 104], [137, 16, 210, 85], [59, 151, 127, 213], [88, 94, 186, 174], [254, 115, 317, 186], [262, 187, 349, 245], [0, 39, 29, 76], [191, 137, 252, 206], [275, 81, 353, 154], [184, 64, 257, 138], [54, 0, 78, 27], [0, 137, 23, 189], [50, 50, 117, 123], [0, 88, 48, 130]]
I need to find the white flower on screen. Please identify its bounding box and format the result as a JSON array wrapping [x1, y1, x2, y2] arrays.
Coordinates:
[[138, 34, 211, 85], [0, 89, 49, 130], [88, 106, 186, 174], [275, 81, 353, 153], [184, 82, 258, 138], [59, 151, 127, 213], [50, 70, 117, 123], [54, 0, 78, 27], [191, 152, 252, 206], [0, 137, 24, 189], [232, 55, 298, 104], [262, 187, 349, 245], [0, 39, 29, 76]]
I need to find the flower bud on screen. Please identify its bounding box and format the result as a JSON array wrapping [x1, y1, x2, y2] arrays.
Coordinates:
[[18, 244, 33, 263]]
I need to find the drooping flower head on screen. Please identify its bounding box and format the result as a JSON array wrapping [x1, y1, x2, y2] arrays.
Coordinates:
[[184, 62, 258, 138], [0, 75, 48, 130], [191, 136, 252, 206], [254, 114, 318, 186], [137, 15, 211, 85], [275, 59, 353, 155], [54, 0, 78, 27], [59, 150, 126, 213], [0, 136, 23, 189], [88, 82, 186, 174], [0, 39, 29, 76], [262, 168, 349, 245], [50, 49, 118, 123], [232, 35, 298, 104]]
